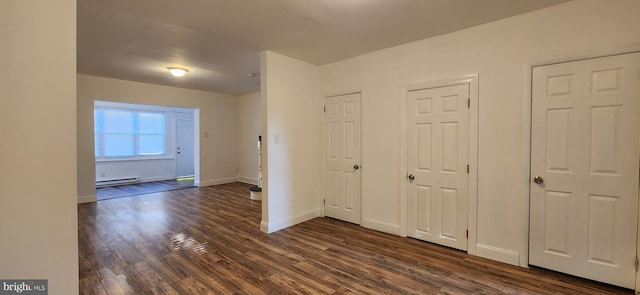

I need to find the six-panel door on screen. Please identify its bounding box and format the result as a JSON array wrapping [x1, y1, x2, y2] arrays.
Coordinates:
[[407, 83, 469, 251], [530, 52, 640, 288], [324, 93, 362, 224]]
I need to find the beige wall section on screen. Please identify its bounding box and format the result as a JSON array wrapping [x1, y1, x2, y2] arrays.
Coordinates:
[[260, 51, 323, 233], [237, 92, 261, 185], [322, 0, 640, 266], [0, 1, 79, 294], [77, 74, 238, 202]]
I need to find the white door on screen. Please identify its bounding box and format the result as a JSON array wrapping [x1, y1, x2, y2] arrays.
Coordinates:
[[176, 119, 195, 178], [407, 83, 469, 251], [530, 52, 640, 289], [324, 93, 361, 224]]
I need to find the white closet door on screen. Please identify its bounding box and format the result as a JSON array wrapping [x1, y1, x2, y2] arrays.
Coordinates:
[[407, 83, 469, 251], [530, 52, 640, 288], [324, 93, 361, 224]]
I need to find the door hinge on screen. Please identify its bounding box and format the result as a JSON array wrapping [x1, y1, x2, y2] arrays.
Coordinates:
[[467, 164, 469, 174], [466, 230, 469, 238], [323, 198, 326, 205], [324, 105, 326, 112], [468, 99, 470, 108], [635, 257, 639, 271]]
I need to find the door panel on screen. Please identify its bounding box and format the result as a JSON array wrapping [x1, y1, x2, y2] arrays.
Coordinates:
[[324, 93, 361, 224], [176, 119, 195, 177], [530, 52, 640, 289], [407, 83, 469, 251]]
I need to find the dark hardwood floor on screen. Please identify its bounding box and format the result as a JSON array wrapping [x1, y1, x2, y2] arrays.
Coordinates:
[[78, 182, 632, 294]]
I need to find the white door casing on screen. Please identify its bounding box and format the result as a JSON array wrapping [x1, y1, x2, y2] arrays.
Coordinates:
[[176, 119, 195, 178], [529, 52, 640, 288], [407, 83, 469, 251], [324, 93, 361, 224]]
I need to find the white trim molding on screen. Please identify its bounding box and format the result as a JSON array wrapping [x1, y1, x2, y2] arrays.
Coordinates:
[[261, 209, 320, 233], [476, 243, 521, 266], [77, 194, 97, 204], [362, 218, 401, 235], [237, 176, 258, 185], [196, 177, 238, 187]]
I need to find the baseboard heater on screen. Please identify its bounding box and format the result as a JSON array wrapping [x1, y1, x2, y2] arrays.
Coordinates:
[[96, 177, 140, 188]]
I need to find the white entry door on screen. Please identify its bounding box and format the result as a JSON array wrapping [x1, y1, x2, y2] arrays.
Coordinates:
[[324, 93, 361, 224], [407, 83, 469, 251], [530, 52, 640, 289], [176, 119, 195, 177]]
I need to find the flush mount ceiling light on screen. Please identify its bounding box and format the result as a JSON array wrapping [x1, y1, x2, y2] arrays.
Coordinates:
[[167, 67, 189, 77]]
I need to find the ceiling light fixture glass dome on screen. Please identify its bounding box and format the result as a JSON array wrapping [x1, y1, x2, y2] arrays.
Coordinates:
[[167, 67, 189, 77]]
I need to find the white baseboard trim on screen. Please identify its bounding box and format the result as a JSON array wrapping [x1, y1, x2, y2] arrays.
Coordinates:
[[362, 218, 401, 235], [196, 177, 238, 187], [260, 220, 269, 233], [476, 243, 521, 266], [237, 176, 258, 185], [78, 194, 97, 204], [262, 209, 320, 234]]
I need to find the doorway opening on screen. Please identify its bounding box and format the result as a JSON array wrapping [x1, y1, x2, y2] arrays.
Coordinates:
[[93, 100, 198, 200]]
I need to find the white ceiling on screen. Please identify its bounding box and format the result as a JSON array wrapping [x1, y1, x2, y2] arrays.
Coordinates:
[[77, 0, 568, 96]]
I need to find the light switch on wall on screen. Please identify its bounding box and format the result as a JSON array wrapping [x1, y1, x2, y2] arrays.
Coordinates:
[[273, 134, 280, 144]]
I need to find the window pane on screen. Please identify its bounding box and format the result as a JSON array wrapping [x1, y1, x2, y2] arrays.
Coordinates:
[[138, 135, 165, 155], [139, 113, 164, 134], [104, 110, 133, 133], [94, 109, 103, 133], [93, 106, 168, 158], [104, 134, 134, 157], [94, 135, 100, 157]]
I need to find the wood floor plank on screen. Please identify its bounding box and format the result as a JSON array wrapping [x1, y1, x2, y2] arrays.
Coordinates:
[[79, 182, 633, 294], [79, 276, 109, 295]]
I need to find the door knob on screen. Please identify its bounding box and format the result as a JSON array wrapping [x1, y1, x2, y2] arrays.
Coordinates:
[[353, 164, 359, 170], [533, 176, 544, 184], [408, 174, 415, 181]]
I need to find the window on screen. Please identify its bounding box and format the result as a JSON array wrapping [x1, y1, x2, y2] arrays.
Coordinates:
[[94, 108, 166, 158], [138, 113, 165, 155]]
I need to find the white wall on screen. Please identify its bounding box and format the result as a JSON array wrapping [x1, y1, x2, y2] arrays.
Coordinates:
[[237, 92, 261, 185], [78, 74, 238, 202], [0, 1, 78, 294], [322, 0, 640, 266], [260, 51, 323, 233], [97, 159, 174, 183]]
